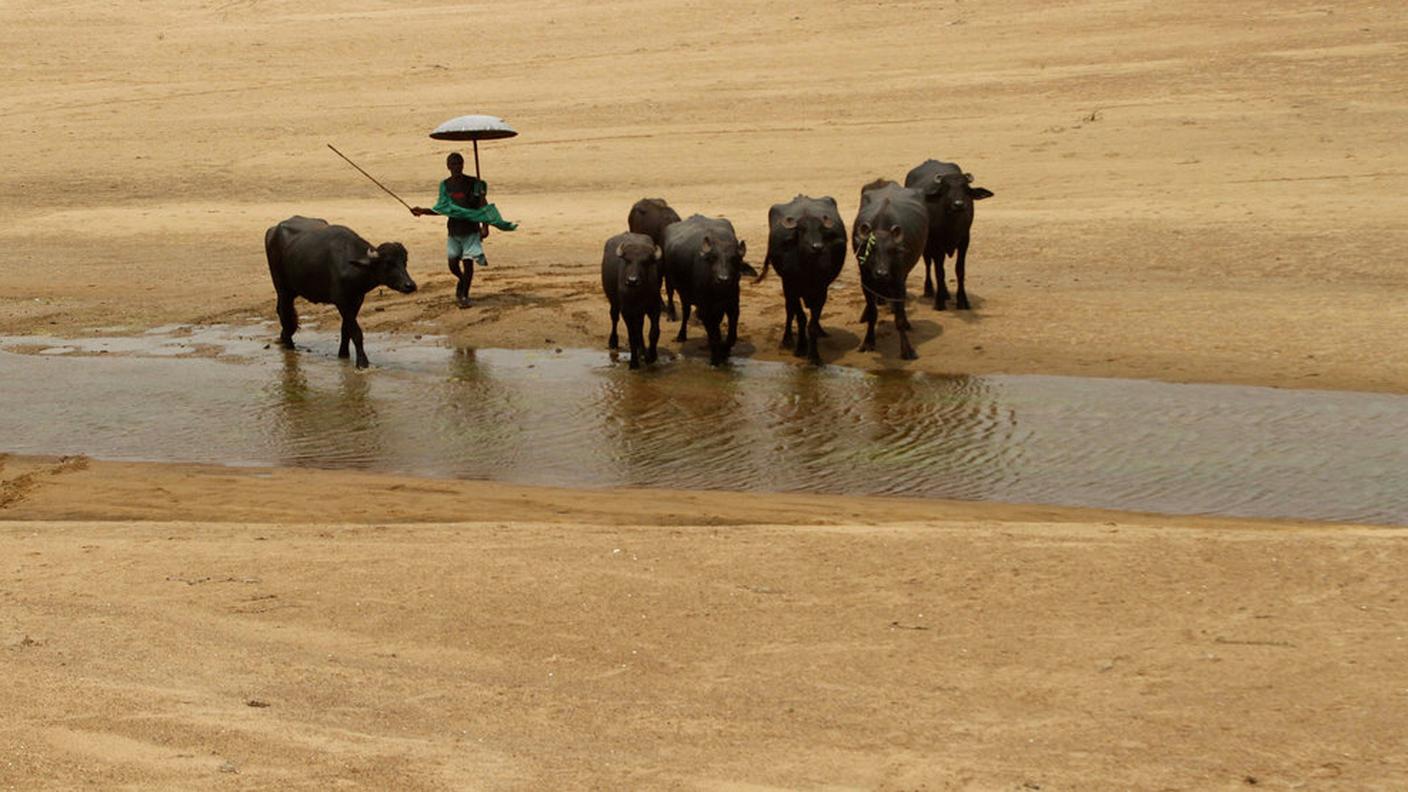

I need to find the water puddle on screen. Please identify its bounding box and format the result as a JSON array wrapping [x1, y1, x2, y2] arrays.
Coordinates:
[[3, 325, 1406, 525]]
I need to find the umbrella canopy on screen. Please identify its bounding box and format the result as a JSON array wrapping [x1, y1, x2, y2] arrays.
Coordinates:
[[429, 114, 518, 178], [429, 114, 519, 142]]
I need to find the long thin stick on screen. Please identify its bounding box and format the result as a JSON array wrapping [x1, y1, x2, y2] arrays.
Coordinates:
[[326, 143, 413, 211]]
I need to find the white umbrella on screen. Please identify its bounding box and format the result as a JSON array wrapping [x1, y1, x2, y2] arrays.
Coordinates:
[[429, 114, 519, 178]]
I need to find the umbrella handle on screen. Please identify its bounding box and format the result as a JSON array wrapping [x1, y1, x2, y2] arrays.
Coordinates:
[[473, 140, 481, 179]]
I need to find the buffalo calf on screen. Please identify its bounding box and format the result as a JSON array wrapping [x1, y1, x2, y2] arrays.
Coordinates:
[[662, 215, 757, 366], [903, 159, 994, 310], [759, 195, 847, 365], [628, 198, 683, 320], [264, 216, 416, 369], [852, 181, 929, 360], [601, 231, 663, 369]]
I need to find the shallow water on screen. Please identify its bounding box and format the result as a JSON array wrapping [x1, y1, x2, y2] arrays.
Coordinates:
[[3, 325, 1406, 525]]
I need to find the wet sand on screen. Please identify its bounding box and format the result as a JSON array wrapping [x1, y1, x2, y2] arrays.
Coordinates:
[[4, 0, 1408, 788]]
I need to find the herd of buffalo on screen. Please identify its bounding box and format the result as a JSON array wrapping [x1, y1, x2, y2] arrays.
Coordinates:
[[265, 158, 992, 369]]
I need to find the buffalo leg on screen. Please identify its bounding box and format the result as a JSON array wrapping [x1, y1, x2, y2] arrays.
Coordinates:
[[626, 310, 645, 370], [676, 300, 691, 342], [725, 297, 739, 351], [954, 238, 971, 310], [895, 302, 917, 360], [608, 303, 620, 350], [780, 280, 797, 349], [338, 303, 369, 368], [792, 294, 809, 358], [276, 292, 298, 349], [934, 253, 951, 311], [703, 308, 726, 365], [663, 273, 677, 321], [858, 294, 878, 352], [646, 307, 661, 364], [922, 254, 934, 297], [805, 292, 825, 365]]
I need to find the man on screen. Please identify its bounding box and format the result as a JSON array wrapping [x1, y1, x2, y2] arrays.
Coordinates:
[[411, 153, 517, 308]]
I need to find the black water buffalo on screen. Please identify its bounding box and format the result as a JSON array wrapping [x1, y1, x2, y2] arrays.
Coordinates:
[[264, 216, 416, 369], [628, 198, 683, 319], [903, 159, 994, 310], [662, 215, 756, 366], [601, 231, 663, 369], [758, 195, 847, 365], [852, 180, 929, 360]]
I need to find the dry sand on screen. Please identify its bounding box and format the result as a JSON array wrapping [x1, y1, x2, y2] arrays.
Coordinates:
[[4, 0, 1408, 788], [4, 455, 1407, 790]]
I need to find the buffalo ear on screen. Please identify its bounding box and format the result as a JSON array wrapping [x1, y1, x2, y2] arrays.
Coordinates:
[[366, 246, 380, 260], [857, 222, 872, 238], [889, 224, 903, 238], [653, 245, 662, 261], [738, 261, 759, 277], [737, 239, 746, 258], [964, 173, 975, 184], [969, 186, 994, 200], [820, 214, 834, 229], [700, 235, 713, 254], [781, 215, 798, 230]]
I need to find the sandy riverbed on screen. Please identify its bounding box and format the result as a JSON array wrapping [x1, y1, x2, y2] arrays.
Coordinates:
[[3, 0, 1408, 788]]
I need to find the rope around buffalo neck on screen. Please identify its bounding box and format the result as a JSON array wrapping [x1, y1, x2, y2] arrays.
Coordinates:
[[854, 232, 907, 307]]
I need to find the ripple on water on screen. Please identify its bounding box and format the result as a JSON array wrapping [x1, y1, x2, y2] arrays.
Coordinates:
[[1, 326, 1406, 525]]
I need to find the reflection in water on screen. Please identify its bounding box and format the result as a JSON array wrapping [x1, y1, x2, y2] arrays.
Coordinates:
[[269, 351, 382, 469], [2, 327, 1408, 525]]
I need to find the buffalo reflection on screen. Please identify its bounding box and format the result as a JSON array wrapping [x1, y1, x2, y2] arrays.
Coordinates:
[[268, 350, 384, 469]]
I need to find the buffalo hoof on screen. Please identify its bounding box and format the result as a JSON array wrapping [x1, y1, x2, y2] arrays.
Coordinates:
[[793, 343, 807, 358], [338, 349, 350, 359], [629, 357, 640, 370], [675, 331, 687, 343], [780, 332, 793, 350], [666, 305, 678, 321], [900, 347, 918, 361], [923, 282, 934, 297], [858, 340, 874, 353], [608, 334, 619, 350], [933, 299, 947, 311], [356, 358, 371, 369], [279, 338, 296, 350], [956, 296, 971, 310], [645, 349, 658, 364]]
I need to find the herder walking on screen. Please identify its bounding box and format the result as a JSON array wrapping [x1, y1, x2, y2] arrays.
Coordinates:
[[411, 152, 517, 308]]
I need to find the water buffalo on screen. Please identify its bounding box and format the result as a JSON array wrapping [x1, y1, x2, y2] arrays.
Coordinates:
[[852, 180, 929, 360], [628, 198, 683, 320], [662, 215, 757, 366], [758, 195, 847, 365], [601, 231, 663, 369], [264, 216, 416, 369], [903, 159, 994, 310]]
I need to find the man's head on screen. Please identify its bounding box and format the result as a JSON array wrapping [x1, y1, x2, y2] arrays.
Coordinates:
[[446, 152, 465, 176]]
